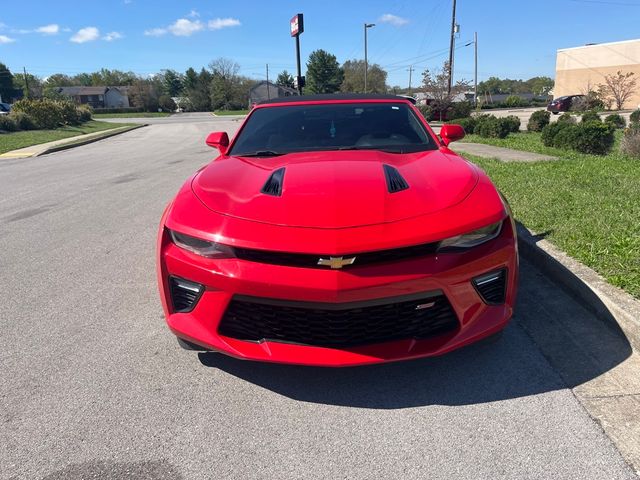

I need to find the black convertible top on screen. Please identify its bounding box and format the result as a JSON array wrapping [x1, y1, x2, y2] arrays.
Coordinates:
[[259, 93, 416, 105]]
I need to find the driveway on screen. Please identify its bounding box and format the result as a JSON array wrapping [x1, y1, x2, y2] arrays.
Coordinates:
[[0, 116, 636, 479]]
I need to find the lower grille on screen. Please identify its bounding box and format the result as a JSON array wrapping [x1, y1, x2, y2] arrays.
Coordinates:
[[218, 292, 459, 347]]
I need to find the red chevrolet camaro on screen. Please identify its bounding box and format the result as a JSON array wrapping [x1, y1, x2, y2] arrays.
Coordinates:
[[157, 94, 518, 366]]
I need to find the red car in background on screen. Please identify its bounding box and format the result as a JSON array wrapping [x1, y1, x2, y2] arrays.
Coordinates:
[[157, 95, 518, 367]]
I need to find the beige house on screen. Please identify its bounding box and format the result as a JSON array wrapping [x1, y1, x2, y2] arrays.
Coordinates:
[[555, 38, 640, 109]]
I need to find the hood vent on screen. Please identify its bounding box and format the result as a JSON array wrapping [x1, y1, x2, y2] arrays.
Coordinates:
[[383, 165, 409, 193], [261, 167, 285, 196]]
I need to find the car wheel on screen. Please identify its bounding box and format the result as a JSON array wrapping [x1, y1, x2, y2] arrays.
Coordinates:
[[552, 112, 559, 115], [177, 337, 210, 351]]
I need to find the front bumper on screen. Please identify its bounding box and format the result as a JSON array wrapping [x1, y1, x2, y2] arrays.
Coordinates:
[[157, 216, 518, 367]]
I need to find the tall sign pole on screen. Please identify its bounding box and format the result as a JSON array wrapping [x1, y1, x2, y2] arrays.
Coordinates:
[[447, 0, 457, 96], [290, 13, 304, 95], [364, 23, 375, 93], [474, 32, 478, 106]]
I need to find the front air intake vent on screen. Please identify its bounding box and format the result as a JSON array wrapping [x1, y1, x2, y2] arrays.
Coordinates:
[[383, 164, 409, 193], [261, 167, 285, 196], [169, 276, 204, 313], [473, 269, 507, 305]]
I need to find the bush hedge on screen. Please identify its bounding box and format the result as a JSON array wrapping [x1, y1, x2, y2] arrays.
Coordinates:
[[449, 101, 472, 120], [621, 123, 640, 158], [10, 98, 93, 130], [541, 122, 570, 147], [504, 95, 523, 108], [581, 110, 601, 124], [8, 111, 36, 130], [630, 109, 640, 124], [417, 105, 434, 121], [542, 119, 615, 155], [527, 110, 550, 132], [557, 112, 576, 125], [553, 125, 581, 150], [0, 115, 18, 132], [477, 117, 511, 139], [449, 116, 477, 134], [502, 115, 521, 133], [604, 113, 626, 129]]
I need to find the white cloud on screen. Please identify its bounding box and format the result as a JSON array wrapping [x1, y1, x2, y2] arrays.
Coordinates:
[[144, 27, 166, 36], [168, 18, 204, 36], [0, 35, 15, 44], [188, 9, 200, 18], [36, 24, 59, 35], [378, 14, 409, 27], [103, 31, 123, 41], [70, 26, 100, 43], [208, 18, 240, 30]]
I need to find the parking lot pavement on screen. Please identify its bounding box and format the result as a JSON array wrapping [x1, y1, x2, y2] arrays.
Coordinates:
[[0, 117, 637, 479]]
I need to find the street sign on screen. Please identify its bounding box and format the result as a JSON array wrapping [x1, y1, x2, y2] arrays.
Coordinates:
[[290, 14, 304, 37]]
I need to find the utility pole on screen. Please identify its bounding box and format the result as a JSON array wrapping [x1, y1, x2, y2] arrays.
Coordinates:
[[407, 65, 414, 94], [23, 66, 30, 99], [447, 0, 457, 96], [266, 64, 270, 100], [474, 32, 478, 106], [364, 23, 375, 93]]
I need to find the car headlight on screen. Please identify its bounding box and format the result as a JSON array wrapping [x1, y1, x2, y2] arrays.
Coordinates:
[[168, 229, 235, 258], [438, 221, 503, 251]]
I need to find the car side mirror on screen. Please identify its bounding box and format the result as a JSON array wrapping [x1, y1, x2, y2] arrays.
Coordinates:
[[440, 124, 465, 146], [205, 132, 230, 155]]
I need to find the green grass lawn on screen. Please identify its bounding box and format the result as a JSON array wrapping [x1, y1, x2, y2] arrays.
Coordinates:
[[213, 110, 249, 116], [92, 112, 171, 118], [0, 120, 134, 154], [461, 131, 640, 298]]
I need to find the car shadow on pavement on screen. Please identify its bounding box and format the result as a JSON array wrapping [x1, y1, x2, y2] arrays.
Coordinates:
[[198, 260, 632, 409]]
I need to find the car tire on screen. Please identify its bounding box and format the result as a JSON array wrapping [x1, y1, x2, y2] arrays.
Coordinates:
[[176, 337, 210, 351], [552, 112, 559, 115]]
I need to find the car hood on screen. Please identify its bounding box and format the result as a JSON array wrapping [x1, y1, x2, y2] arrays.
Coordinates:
[[191, 149, 478, 229]]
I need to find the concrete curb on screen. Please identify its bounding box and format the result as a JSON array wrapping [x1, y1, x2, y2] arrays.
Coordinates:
[[517, 223, 640, 352], [39, 124, 147, 156]]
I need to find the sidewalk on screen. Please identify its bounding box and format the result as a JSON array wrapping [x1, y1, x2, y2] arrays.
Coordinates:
[[449, 142, 557, 162], [0, 124, 144, 160]]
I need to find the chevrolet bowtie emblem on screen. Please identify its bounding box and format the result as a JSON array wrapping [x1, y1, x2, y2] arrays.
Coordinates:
[[317, 256, 357, 269]]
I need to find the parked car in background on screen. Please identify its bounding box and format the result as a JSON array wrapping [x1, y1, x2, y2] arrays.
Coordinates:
[[547, 95, 584, 114], [0, 103, 11, 115]]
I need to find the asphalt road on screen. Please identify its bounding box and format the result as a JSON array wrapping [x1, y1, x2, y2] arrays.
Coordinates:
[[0, 112, 636, 479]]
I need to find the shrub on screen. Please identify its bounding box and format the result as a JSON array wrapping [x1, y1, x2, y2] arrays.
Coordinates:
[[417, 104, 434, 121], [527, 110, 550, 132], [573, 121, 615, 155], [8, 111, 36, 130], [477, 117, 511, 139], [0, 115, 18, 132], [630, 109, 640, 124], [449, 116, 477, 134], [541, 122, 571, 147], [77, 105, 93, 122], [604, 113, 626, 129], [581, 110, 601, 124], [449, 101, 472, 120], [12, 98, 64, 129], [159, 95, 177, 112], [502, 115, 521, 133], [557, 112, 576, 125], [553, 125, 580, 150], [504, 95, 523, 107], [621, 124, 640, 158], [57, 99, 80, 125]]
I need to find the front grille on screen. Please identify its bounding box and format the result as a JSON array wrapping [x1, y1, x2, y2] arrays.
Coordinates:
[[473, 269, 507, 304], [233, 241, 440, 269], [218, 292, 459, 347]]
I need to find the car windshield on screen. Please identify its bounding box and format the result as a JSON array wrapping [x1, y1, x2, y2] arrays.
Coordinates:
[[229, 102, 437, 156]]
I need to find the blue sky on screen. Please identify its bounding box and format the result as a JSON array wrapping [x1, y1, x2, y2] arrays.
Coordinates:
[[1, 0, 639, 87]]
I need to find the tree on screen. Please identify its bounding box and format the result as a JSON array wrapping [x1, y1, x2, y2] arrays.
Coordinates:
[[161, 69, 184, 96], [340, 59, 387, 93], [526, 76, 554, 96], [276, 70, 294, 89], [183, 68, 199, 91], [421, 62, 471, 120], [0, 63, 16, 101], [184, 68, 212, 111], [305, 49, 343, 94], [129, 79, 160, 111], [209, 58, 243, 110], [14, 72, 43, 98], [598, 71, 637, 110]]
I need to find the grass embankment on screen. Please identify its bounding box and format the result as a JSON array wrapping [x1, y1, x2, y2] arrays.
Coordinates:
[[92, 112, 171, 118], [461, 131, 639, 298], [0, 120, 133, 154], [213, 110, 249, 116]]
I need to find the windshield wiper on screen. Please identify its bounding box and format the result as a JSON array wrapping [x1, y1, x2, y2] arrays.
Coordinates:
[[235, 150, 286, 157], [337, 146, 405, 154]]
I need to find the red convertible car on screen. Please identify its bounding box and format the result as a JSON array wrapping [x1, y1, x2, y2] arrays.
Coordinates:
[[157, 95, 518, 366]]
